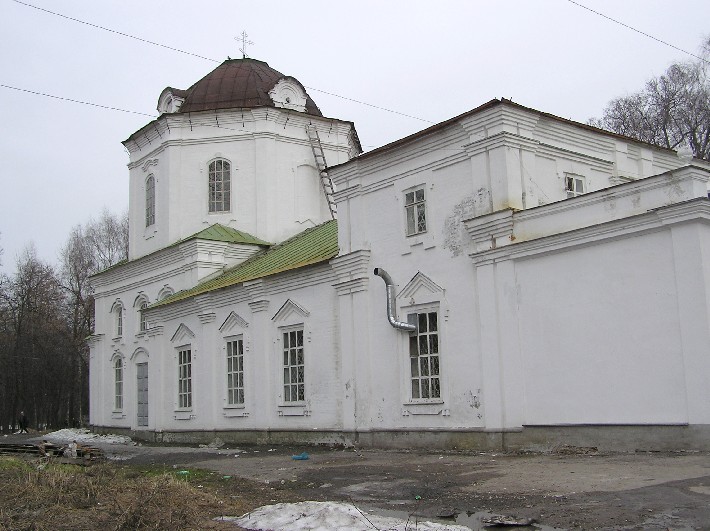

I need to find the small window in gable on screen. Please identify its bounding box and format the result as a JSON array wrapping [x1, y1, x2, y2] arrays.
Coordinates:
[[565, 174, 585, 198], [405, 187, 427, 236], [146, 175, 156, 227], [208, 159, 231, 213]]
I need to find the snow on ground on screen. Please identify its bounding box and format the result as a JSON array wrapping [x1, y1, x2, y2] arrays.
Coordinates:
[[223, 501, 470, 531], [44, 428, 132, 445]]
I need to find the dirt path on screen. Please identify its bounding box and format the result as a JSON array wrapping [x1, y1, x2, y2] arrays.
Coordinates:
[[9, 432, 710, 529], [124, 444, 710, 529]]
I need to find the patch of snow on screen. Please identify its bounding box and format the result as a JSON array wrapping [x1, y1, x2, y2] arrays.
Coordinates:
[[223, 501, 470, 531], [44, 428, 132, 445]]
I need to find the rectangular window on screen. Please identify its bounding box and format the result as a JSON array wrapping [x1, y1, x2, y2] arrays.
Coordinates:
[[405, 187, 427, 236], [178, 348, 192, 409], [565, 175, 585, 198], [282, 328, 305, 402], [226, 338, 244, 405], [409, 311, 440, 400], [114, 359, 123, 410]]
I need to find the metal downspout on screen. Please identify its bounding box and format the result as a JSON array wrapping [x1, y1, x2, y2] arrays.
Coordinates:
[[373, 268, 416, 332]]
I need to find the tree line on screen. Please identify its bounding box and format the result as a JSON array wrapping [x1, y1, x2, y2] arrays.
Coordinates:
[[0, 210, 128, 433]]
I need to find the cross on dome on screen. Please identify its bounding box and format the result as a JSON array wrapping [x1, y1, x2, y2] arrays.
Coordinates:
[[235, 31, 254, 58]]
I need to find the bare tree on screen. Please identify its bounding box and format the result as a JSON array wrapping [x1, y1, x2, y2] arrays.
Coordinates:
[[590, 37, 710, 161], [58, 209, 129, 426]]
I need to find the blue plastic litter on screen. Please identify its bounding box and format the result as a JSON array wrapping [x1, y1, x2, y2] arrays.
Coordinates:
[[291, 452, 309, 460]]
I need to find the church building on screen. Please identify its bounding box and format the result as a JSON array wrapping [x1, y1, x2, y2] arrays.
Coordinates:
[[89, 58, 710, 451]]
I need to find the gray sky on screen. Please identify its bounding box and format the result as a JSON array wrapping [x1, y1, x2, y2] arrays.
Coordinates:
[[1, 0, 708, 273]]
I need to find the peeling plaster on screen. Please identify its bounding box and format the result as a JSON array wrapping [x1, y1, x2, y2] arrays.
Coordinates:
[[443, 189, 491, 257]]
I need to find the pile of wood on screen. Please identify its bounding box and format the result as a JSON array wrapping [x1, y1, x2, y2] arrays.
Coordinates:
[[0, 442, 104, 461]]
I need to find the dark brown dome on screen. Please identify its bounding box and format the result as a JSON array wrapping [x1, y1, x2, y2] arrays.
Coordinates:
[[177, 58, 322, 116]]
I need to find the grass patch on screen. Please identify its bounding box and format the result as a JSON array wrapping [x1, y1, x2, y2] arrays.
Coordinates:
[[0, 456, 301, 530]]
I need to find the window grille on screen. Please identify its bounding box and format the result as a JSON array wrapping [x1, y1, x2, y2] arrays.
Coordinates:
[[178, 348, 192, 408], [282, 329, 305, 402], [209, 159, 231, 212], [405, 188, 427, 236], [114, 358, 123, 410], [146, 175, 155, 226], [227, 338, 244, 405], [409, 311, 440, 399]]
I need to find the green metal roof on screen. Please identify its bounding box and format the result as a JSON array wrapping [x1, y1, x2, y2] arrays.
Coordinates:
[[152, 220, 338, 308], [91, 224, 268, 277], [184, 224, 270, 246]]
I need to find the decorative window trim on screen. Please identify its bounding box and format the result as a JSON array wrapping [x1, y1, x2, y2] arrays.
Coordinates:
[[157, 285, 174, 301], [208, 158, 232, 213]]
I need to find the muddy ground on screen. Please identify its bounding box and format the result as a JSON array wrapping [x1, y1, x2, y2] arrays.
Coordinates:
[[6, 432, 710, 529]]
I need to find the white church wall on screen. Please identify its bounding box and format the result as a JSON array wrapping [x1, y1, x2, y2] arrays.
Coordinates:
[[127, 109, 354, 261], [515, 230, 687, 425]]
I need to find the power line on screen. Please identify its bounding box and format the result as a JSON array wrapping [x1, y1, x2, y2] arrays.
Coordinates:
[[566, 0, 709, 65], [11, 0, 219, 64], [0, 84, 157, 117], [10, 0, 434, 123]]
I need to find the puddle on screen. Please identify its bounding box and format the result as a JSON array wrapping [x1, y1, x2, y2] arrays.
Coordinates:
[[365, 507, 563, 531]]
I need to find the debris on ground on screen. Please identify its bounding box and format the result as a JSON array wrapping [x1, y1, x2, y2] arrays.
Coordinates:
[[482, 514, 537, 526], [225, 501, 471, 531], [291, 452, 309, 460]]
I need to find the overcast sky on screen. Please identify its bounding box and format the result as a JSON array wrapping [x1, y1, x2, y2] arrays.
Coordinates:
[[1, 0, 708, 273]]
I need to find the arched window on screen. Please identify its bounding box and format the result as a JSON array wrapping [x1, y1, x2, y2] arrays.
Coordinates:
[[208, 159, 231, 212], [115, 304, 123, 337], [146, 175, 156, 227], [139, 301, 149, 332], [114, 358, 123, 410]]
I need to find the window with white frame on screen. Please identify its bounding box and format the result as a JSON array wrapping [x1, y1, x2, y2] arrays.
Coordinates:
[[139, 301, 148, 332], [208, 159, 231, 212], [226, 337, 244, 405], [178, 348, 192, 408], [282, 328, 305, 402], [408, 311, 440, 400], [145, 175, 156, 227], [115, 304, 123, 337], [114, 358, 123, 410], [405, 187, 427, 236], [565, 174, 585, 198]]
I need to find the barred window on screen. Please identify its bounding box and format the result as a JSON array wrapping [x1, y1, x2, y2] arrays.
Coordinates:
[[227, 338, 244, 405], [178, 348, 192, 408], [208, 159, 231, 212], [146, 175, 155, 226], [114, 358, 123, 410], [409, 311, 440, 400], [405, 188, 426, 236], [282, 328, 304, 402]]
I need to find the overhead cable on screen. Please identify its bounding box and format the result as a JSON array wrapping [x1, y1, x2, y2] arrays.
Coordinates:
[[566, 0, 709, 65], [10, 0, 434, 123], [0, 84, 157, 117]]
